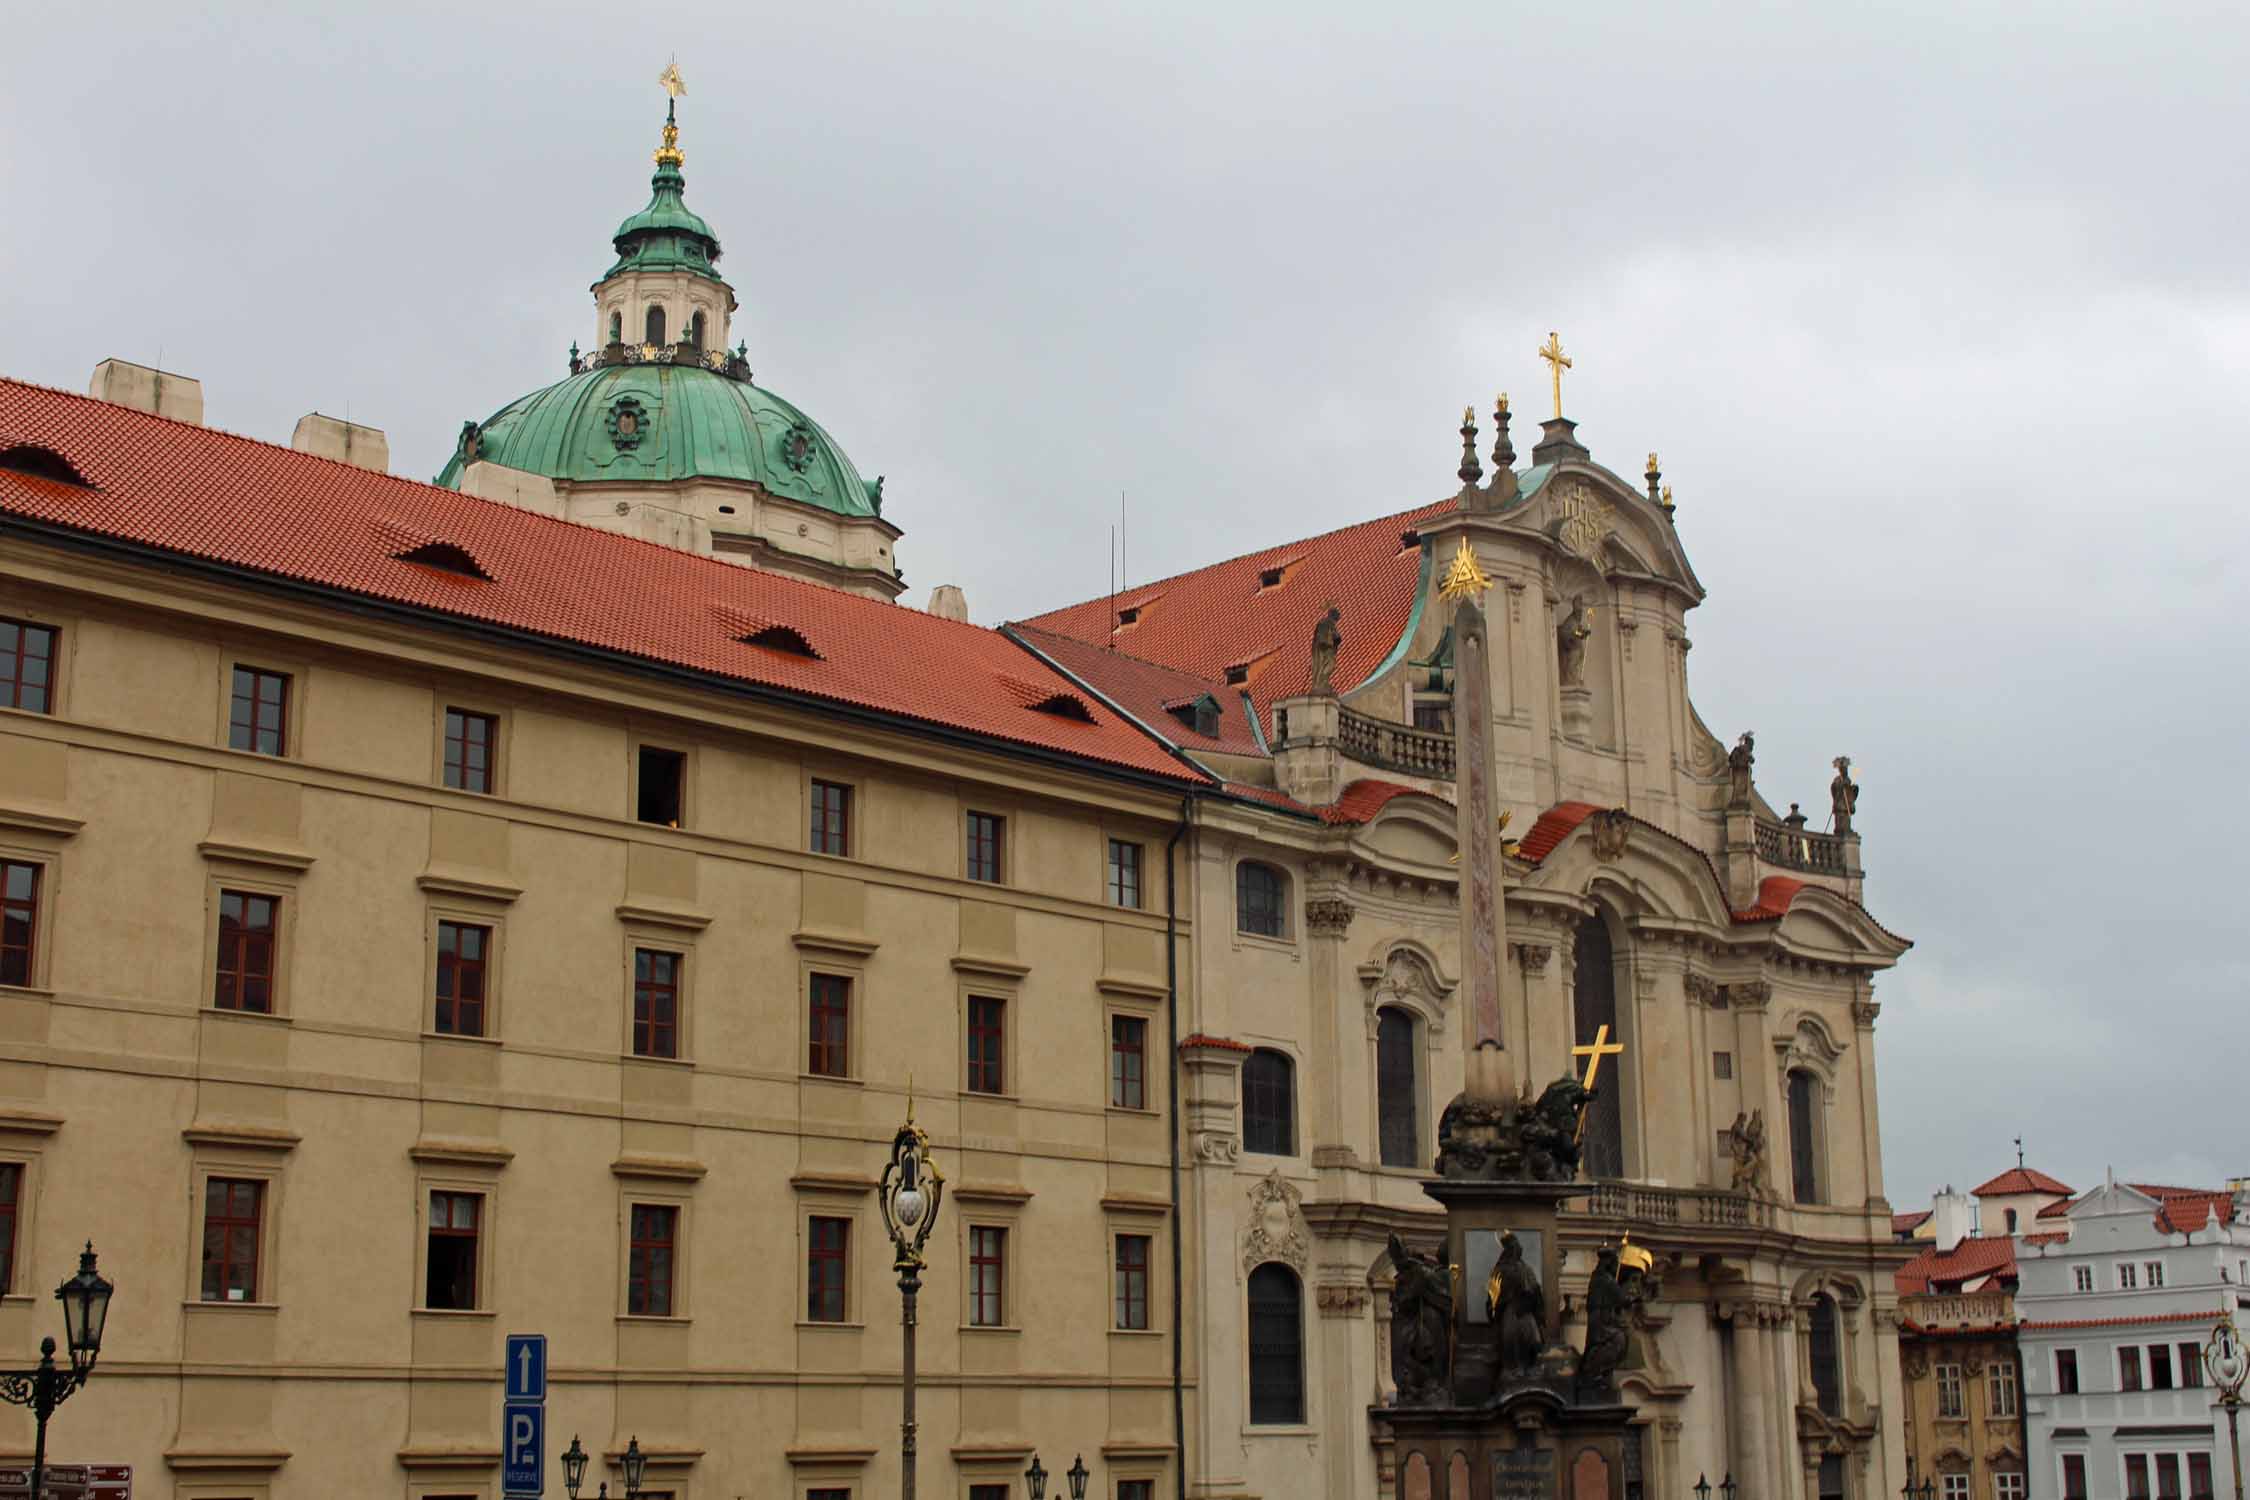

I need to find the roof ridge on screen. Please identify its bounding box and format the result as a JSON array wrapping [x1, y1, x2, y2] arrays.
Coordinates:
[[1026, 492, 1460, 623], [1006, 620, 1229, 683]]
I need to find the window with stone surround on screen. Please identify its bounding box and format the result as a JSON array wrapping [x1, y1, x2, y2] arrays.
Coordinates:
[[1376, 1007, 1419, 1168], [426, 1190, 482, 1310], [1110, 1014, 1147, 1110], [1990, 1358, 2019, 1416], [1115, 1233, 1151, 1331], [965, 811, 1005, 884], [809, 972, 851, 1077], [810, 778, 852, 856], [1242, 1049, 1295, 1156], [2061, 1454, 2087, 1500], [0, 1161, 17, 1293], [632, 948, 681, 1059], [2055, 1346, 2079, 1394], [1247, 1262, 1306, 1424], [200, 1177, 264, 1302], [441, 708, 496, 793], [214, 890, 280, 1013], [627, 1203, 677, 1317], [966, 995, 1006, 1095], [228, 665, 290, 756], [806, 1215, 850, 1322], [1107, 837, 1143, 909], [434, 920, 490, 1037], [0, 619, 55, 713], [1236, 860, 1286, 938], [2120, 1345, 2144, 1392], [968, 1225, 1007, 1327], [0, 860, 39, 989], [1936, 1361, 1964, 1417]]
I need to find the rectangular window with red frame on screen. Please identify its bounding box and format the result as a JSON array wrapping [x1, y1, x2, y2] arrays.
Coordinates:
[[442, 708, 497, 793], [627, 1203, 677, 1317], [0, 620, 56, 714], [809, 779, 851, 856], [969, 1225, 1006, 1327], [808, 973, 850, 1077], [214, 890, 279, 1012], [0, 1161, 20, 1293], [0, 860, 38, 989], [1120, 1484, 1154, 1500], [2061, 1455, 2088, 1500], [2181, 1342, 2205, 1387], [434, 921, 489, 1037], [966, 995, 1005, 1095], [200, 1177, 263, 1302], [2156, 1454, 2183, 1500], [806, 1215, 849, 1322], [633, 948, 680, 1059], [2120, 1346, 2143, 1391], [2189, 1453, 2214, 1500], [228, 666, 290, 756], [965, 812, 1004, 884], [1115, 1232, 1151, 1330], [1111, 1014, 1146, 1110], [426, 1190, 481, 1309]]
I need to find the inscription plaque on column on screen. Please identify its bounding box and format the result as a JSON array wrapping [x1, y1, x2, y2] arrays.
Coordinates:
[[1495, 1447, 1555, 1500]]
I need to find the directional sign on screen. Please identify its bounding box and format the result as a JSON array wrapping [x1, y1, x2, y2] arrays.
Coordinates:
[[502, 1399, 545, 1496], [505, 1332, 548, 1403], [0, 1465, 128, 1500]]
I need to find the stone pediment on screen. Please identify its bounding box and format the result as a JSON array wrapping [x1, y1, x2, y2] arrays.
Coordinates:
[[1513, 467, 1703, 599]]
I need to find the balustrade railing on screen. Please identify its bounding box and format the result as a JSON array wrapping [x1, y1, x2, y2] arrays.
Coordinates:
[[1754, 815, 1848, 875], [1337, 706, 1454, 780], [1902, 1292, 2015, 1330], [1568, 1182, 1778, 1231]]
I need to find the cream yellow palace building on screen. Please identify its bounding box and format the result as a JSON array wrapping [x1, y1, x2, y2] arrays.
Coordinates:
[[0, 97, 1913, 1500]]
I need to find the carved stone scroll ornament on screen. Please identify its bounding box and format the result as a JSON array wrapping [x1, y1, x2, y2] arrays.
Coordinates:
[[1682, 973, 1716, 1007], [1511, 941, 1554, 976], [1240, 1170, 1310, 1275], [1852, 999, 1881, 1029], [1729, 979, 1773, 1012], [1192, 1131, 1239, 1165], [1385, 1232, 1453, 1404], [1304, 896, 1355, 937]]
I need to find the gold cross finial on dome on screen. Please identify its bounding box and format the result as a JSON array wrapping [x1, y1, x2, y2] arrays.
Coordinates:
[[1538, 331, 1572, 419], [1438, 536, 1492, 602], [654, 59, 688, 166]]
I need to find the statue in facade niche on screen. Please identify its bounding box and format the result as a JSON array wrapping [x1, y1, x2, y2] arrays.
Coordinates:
[[1577, 1246, 1629, 1396], [1617, 1242, 1665, 1374], [1488, 1230, 1546, 1373], [1725, 1109, 1770, 1196], [1556, 594, 1595, 687], [1307, 604, 1343, 696], [1386, 1232, 1453, 1404], [1727, 731, 1756, 807], [1831, 755, 1859, 836]]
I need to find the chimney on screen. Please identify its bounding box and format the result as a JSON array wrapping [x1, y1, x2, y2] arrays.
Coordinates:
[[89, 359, 203, 425], [1932, 1187, 1977, 1253], [926, 584, 968, 622], [290, 413, 390, 473]]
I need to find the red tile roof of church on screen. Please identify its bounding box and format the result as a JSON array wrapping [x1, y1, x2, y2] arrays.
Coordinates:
[[0, 378, 1203, 783], [2140, 1186, 2236, 1234], [1006, 623, 1266, 757], [1018, 498, 1459, 728], [1320, 778, 1431, 825], [1892, 1210, 1932, 1235], [1733, 875, 1808, 922], [1973, 1166, 2075, 1197], [1516, 802, 1604, 863], [1895, 1235, 2019, 1296]]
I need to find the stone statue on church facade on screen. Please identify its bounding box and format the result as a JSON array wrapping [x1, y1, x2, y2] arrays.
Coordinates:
[[1307, 604, 1343, 696], [1727, 731, 1756, 808], [1725, 1109, 1770, 1196], [1556, 594, 1595, 688], [1434, 1075, 1594, 1184], [1386, 1232, 1453, 1404], [1831, 755, 1859, 836]]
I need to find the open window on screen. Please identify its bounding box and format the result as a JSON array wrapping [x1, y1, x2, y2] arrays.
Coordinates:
[[637, 745, 686, 827]]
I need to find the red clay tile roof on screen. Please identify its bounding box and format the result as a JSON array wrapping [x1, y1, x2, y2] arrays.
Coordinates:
[[1006, 623, 1266, 757], [1895, 1235, 2019, 1296], [1974, 1167, 2076, 1198], [1733, 874, 1808, 922], [2037, 1198, 2073, 1219], [2139, 1187, 2236, 1235], [1893, 1210, 1933, 1235], [1214, 780, 1315, 815], [1177, 1033, 1251, 1053], [0, 378, 1203, 784], [1517, 801, 1603, 863], [2020, 1308, 2227, 1332], [1020, 497, 1458, 729], [1320, 778, 1432, 826], [2022, 1230, 2070, 1245]]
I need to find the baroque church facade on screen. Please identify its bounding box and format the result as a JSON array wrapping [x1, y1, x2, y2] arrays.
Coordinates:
[[0, 91, 1911, 1499]]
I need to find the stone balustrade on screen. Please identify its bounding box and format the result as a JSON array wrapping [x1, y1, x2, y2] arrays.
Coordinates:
[[1337, 706, 1455, 780], [1902, 1291, 2016, 1330], [1568, 1181, 1779, 1231], [1754, 814, 1849, 875]]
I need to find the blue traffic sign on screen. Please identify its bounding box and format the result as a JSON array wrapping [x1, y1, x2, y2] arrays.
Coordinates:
[[505, 1333, 548, 1403], [502, 1399, 545, 1495]]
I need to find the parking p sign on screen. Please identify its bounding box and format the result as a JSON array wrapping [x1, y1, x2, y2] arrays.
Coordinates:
[[503, 1332, 547, 1496]]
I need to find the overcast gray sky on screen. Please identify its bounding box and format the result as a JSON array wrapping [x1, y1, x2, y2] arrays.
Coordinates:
[[7, 1, 2246, 1209]]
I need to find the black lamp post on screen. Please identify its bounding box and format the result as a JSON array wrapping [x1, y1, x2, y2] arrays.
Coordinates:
[[1720, 1474, 1738, 1500], [622, 1435, 648, 1498], [0, 1243, 114, 1500], [1024, 1453, 1090, 1500], [562, 1434, 590, 1496], [878, 1099, 945, 1500], [1695, 1476, 1712, 1500]]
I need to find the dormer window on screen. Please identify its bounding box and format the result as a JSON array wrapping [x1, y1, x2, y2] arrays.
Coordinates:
[[1027, 692, 1094, 723], [739, 624, 819, 659], [0, 445, 91, 487], [1117, 606, 1139, 627], [394, 542, 492, 581], [1399, 528, 1420, 553], [645, 306, 666, 345], [1258, 566, 1285, 590], [1224, 663, 1250, 686]]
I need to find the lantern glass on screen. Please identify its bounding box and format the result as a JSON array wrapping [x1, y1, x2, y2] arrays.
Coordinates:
[[56, 1243, 113, 1375], [562, 1435, 589, 1495], [1025, 1454, 1048, 1500], [622, 1435, 647, 1492], [1067, 1454, 1090, 1499], [895, 1182, 926, 1227], [1697, 1477, 1712, 1500]]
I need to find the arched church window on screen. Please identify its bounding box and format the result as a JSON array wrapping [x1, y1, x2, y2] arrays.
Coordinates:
[[1236, 861, 1288, 938], [645, 305, 666, 345], [1788, 1068, 1823, 1204], [1571, 915, 1624, 1178], [1246, 1263, 1305, 1424], [608, 311, 622, 345], [1809, 1293, 1841, 1415], [689, 310, 707, 348], [1376, 1006, 1419, 1168], [1242, 1049, 1295, 1156]]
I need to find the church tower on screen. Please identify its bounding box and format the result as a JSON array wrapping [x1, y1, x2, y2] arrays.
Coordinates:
[[438, 79, 904, 600]]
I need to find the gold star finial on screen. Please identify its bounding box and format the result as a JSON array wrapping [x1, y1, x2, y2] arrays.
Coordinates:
[[1538, 331, 1572, 419], [654, 60, 688, 166], [1438, 536, 1492, 602]]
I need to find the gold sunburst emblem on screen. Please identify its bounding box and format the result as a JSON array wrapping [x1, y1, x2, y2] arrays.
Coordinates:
[[1437, 537, 1493, 601]]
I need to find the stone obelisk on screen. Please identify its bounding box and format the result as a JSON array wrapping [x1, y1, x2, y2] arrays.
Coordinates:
[[1451, 584, 1512, 1105]]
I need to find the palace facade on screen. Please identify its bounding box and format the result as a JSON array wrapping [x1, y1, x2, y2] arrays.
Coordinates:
[[0, 95, 1915, 1499]]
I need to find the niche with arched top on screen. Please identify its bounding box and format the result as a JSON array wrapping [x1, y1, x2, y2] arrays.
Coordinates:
[[644, 305, 666, 345]]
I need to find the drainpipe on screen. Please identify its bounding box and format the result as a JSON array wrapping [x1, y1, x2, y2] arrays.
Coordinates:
[[1167, 797, 1190, 1500]]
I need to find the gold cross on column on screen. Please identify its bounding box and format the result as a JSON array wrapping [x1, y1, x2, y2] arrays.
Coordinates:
[[1538, 331, 1572, 420], [1571, 1023, 1624, 1141]]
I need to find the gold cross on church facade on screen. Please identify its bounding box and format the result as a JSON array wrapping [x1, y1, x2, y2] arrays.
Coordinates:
[[1538, 330, 1572, 419]]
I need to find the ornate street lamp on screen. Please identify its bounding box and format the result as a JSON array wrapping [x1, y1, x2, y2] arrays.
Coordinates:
[[562, 1435, 590, 1496], [878, 1097, 944, 1500], [622, 1435, 648, 1498], [0, 1243, 115, 1500], [2207, 1314, 2249, 1500], [1695, 1476, 1712, 1500], [1023, 1454, 1090, 1500], [1719, 1475, 1738, 1500]]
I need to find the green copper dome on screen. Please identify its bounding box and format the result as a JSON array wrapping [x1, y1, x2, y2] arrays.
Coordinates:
[[604, 158, 723, 282], [436, 362, 883, 519]]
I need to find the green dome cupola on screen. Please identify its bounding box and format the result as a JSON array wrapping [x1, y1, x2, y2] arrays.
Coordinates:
[[438, 70, 904, 601]]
